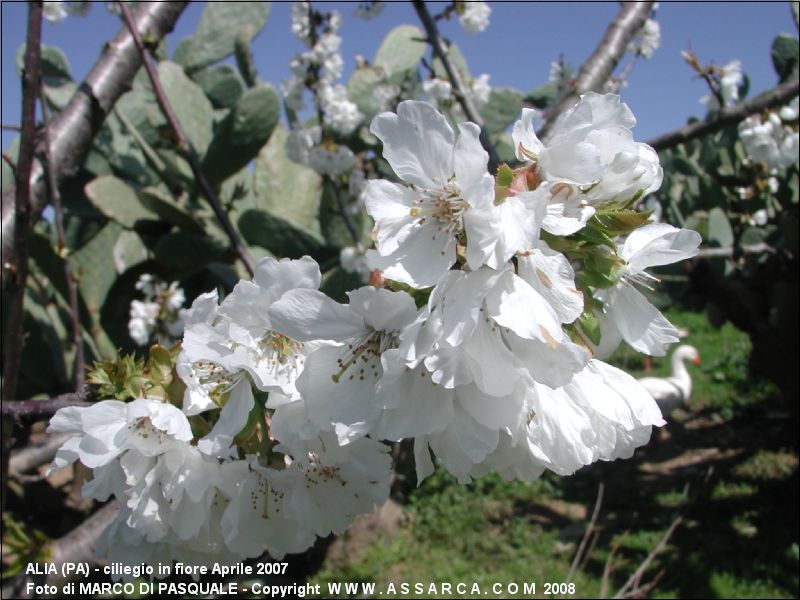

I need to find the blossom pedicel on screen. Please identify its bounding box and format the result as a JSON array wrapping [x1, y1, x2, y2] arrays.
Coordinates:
[[49, 94, 700, 572]]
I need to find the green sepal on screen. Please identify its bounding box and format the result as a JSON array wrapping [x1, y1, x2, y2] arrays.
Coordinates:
[[577, 312, 602, 346]]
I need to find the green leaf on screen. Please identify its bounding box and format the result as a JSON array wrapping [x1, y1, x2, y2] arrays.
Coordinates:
[[771, 33, 800, 82], [708, 207, 734, 247], [84, 175, 158, 228], [238, 209, 336, 262], [201, 84, 281, 185], [157, 61, 215, 154], [139, 187, 204, 233], [374, 25, 426, 79], [191, 65, 245, 109], [112, 230, 149, 273], [347, 68, 383, 123], [252, 125, 323, 235], [234, 25, 259, 87], [16, 43, 71, 81], [175, 2, 271, 71], [479, 87, 523, 135], [154, 231, 230, 271], [69, 221, 124, 316], [524, 81, 559, 109]]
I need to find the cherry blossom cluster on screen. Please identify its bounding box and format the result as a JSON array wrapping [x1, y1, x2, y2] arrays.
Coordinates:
[[128, 274, 186, 347], [49, 94, 701, 569], [738, 97, 799, 172]]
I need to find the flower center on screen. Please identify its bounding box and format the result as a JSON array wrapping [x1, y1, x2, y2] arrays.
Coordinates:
[[331, 330, 397, 383], [258, 332, 305, 372], [408, 180, 469, 234]]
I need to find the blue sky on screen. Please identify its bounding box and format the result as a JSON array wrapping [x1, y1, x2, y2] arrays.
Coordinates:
[[1, 1, 796, 152]]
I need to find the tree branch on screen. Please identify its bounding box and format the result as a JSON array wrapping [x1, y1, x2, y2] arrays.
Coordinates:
[[1, 387, 94, 421], [39, 80, 85, 390], [412, 0, 501, 172], [539, 2, 653, 141], [568, 482, 604, 583], [9, 433, 73, 476], [118, 1, 255, 276], [613, 515, 682, 599], [647, 79, 800, 152], [46, 502, 119, 586], [1, 1, 188, 270], [2, 0, 43, 509]]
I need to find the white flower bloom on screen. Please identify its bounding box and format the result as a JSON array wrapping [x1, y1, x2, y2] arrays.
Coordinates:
[[291, 1, 311, 42], [629, 18, 660, 59], [597, 223, 701, 357], [701, 60, 743, 109], [373, 82, 400, 111], [47, 398, 192, 472], [44, 1, 68, 22], [751, 209, 769, 226], [268, 285, 419, 442], [513, 93, 663, 209], [779, 96, 799, 121], [309, 144, 356, 176], [340, 245, 371, 281], [739, 112, 799, 171], [270, 433, 391, 537], [459, 1, 491, 33], [467, 359, 664, 481], [471, 73, 492, 107], [128, 300, 159, 346], [319, 83, 363, 134], [178, 257, 320, 423], [365, 101, 531, 287], [422, 78, 452, 102], [286, 126, 321, 165]]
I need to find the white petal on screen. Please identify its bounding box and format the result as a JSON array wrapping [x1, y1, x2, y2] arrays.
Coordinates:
[[363, 180, 419, 255], [370, 100, 455, 188], [606, 285, 679, 356], [197, 380, 255, 457], [366, 222, 456, 288], [512, 108, 545, 161], [454, 122, 490, 199], [268, 289, 366, 342], [484, 271, 562, 344], [622, 223, 701, 272], [517, 243, 584, 323], [346, 286, 418, 333]]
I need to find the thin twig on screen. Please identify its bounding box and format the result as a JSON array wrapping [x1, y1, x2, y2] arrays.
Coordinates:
[[2, 152, 18, 172], [2, 0, 43, 509], [600, 536, 623, 599], [39, 80, 85, 390], [568, 481, 605, 582], [647, 79, 799, 152], [412, 0, 501, 172], [117, 1, 254, 276], [539, 2, 654, 142], [1, 2, 188, 269], [1, 123, 22, 131], [328, 177, 360, 246], [1, 387, 94, 421], [612, 515, 683, 599], [696, 242, 776, 258]]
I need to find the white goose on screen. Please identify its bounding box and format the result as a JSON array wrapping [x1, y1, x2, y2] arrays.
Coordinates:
[[638, 345, 701, 415]]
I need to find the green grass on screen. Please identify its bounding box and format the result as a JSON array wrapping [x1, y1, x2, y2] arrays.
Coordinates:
[[307, 309, 799, 599]]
